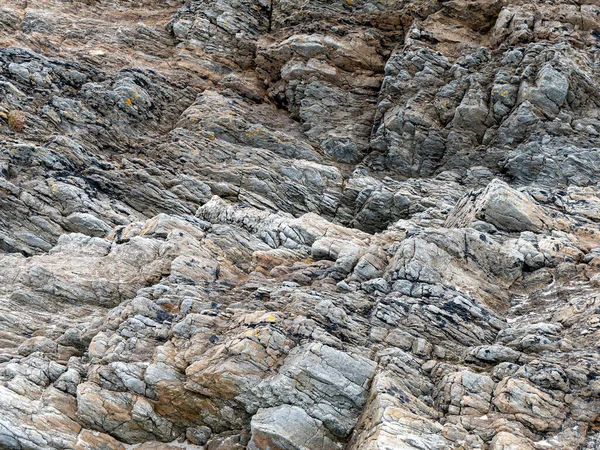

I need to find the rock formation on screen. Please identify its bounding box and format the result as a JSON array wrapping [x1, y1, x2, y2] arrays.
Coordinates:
[[1, 0, 600, 448]]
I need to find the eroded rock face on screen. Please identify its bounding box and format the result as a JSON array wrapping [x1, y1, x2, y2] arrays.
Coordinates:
[[1, 0, 600, 449]]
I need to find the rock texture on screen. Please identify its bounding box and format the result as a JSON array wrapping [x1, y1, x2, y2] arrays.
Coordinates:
[[1, 0, 600, 449]]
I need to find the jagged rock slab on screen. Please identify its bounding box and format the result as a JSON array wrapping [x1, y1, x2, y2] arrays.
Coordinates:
[[1, 0, 600, 449]]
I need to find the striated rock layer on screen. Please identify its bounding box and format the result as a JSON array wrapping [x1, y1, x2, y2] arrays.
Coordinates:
[[1, 0, 600, 449]]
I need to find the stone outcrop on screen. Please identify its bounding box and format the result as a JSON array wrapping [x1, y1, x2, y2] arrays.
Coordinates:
[[2, 0, 600, 449]]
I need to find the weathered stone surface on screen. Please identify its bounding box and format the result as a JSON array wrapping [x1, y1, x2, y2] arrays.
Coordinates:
[[249, 405, 341, 450], [446, 179, 548, 233], [1, 0, 600, 448]]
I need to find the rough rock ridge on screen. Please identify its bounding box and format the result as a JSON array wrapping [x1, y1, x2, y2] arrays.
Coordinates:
[[1, 0, 600, 449]]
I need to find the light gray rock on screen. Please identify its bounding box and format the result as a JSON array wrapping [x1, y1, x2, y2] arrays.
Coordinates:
[[446, 179, 547, 232], [249, 405, 341, 450]]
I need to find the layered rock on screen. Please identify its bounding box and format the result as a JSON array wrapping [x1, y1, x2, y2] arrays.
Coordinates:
[[1, 0, 600, 449]]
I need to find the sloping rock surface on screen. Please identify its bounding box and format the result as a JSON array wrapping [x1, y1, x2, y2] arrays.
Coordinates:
[[2, 0, 600, 449]]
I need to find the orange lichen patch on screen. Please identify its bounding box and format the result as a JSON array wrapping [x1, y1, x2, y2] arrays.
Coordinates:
[[493, 88, 510, 98], [124, 98, 133, 105]]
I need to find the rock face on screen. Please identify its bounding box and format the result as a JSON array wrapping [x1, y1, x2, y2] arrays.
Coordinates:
[[1, 0, 600, 449]]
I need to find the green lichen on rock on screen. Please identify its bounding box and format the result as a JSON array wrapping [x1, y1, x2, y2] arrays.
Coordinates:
[[7, 109, 25, 132]]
